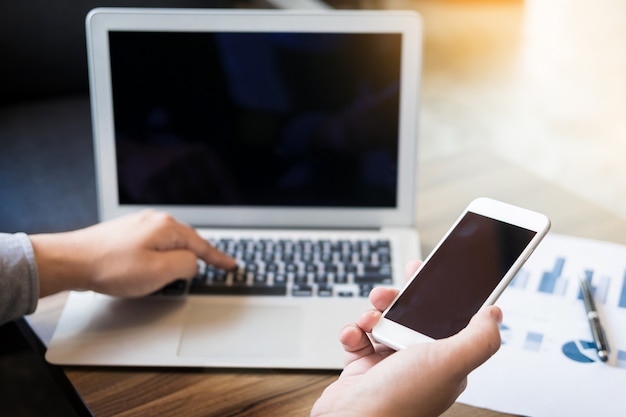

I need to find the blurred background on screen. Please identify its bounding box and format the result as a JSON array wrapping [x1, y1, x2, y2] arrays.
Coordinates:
[[335, 0, 626, 225], [1, 0, 625, 233]]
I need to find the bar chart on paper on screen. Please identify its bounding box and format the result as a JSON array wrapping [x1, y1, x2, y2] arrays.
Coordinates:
[[511, 255, 626, 308], [505, 234, 626, 367], [460, 233, 626, 417]]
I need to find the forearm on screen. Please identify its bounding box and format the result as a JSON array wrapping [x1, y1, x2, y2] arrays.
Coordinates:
[[27, 210, 236, 299], [29, 231, 95, 297]]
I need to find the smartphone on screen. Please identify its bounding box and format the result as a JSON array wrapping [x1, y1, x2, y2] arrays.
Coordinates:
[[372, 197, 550, 350]]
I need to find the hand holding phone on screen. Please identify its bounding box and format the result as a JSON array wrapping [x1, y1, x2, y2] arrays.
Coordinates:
[[372, 197, 550, 350]]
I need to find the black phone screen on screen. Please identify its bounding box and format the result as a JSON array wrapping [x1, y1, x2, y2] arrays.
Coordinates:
[[385, 212, 536, 339], [0, 318, 93, 417]]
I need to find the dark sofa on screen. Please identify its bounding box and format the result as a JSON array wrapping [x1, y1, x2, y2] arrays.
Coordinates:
[[0, 1, 240, 233]]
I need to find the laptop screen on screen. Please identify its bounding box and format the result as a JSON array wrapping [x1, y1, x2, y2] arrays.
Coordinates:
[[108, 31, 402, 208]]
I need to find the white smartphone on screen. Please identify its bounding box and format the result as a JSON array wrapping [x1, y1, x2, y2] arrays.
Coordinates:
[[372, 197, 551, 350]]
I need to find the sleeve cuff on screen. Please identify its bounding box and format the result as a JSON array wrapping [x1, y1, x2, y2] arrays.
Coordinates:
[[0, 233, 40, 323]]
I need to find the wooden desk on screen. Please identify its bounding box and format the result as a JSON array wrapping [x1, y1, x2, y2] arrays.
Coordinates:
[[29, 150, 626, 417]]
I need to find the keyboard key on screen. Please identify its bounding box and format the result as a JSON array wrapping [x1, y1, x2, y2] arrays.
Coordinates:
[[253, 273, 267, 284], [333, 284, 358, 297], [317, 285, 333, 297], [334, 273, 348, 284], [359, 284, 375, 297], [274, 273, 287, 285], [354, 272, 393, 284], [292, 285, 313, 297], [190, 284, 288, 296], [355, 264, 393, 283], [314, 273, 328, 284]]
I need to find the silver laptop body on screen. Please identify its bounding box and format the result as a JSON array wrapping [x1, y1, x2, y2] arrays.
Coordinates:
[[46, 7, 422, 370]]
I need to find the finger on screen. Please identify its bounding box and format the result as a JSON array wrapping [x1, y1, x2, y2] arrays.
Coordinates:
[[356, 309, 382, 333], [368, 286, 398, 312], [193, 239, 237, 270], [164, 220, 237, 270], [339, 323, 376, 366], [404, 259, 422, 280]]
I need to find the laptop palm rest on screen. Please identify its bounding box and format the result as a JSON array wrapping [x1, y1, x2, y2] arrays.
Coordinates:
[[178, 304, 302, 358]]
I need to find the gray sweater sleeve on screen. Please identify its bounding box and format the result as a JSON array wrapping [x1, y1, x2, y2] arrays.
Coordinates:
[[0, 233, 39, 325]]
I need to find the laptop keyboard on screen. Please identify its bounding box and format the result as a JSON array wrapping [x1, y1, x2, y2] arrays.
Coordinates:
[[156, 237, 393, 298]]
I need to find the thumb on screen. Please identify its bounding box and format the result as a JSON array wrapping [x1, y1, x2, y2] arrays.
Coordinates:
[[441, 306, 503, 377]]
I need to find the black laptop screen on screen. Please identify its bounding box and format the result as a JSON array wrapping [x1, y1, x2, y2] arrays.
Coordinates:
[[108, 31, 402, 207]]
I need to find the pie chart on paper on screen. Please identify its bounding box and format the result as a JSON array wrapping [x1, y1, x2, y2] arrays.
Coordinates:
[[561, 340, 597, 363]]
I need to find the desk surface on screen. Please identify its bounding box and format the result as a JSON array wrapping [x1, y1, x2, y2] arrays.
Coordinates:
[[29, 150, 626, 417]]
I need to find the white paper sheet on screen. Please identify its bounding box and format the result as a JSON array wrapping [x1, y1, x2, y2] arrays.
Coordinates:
[[459, 233, 626, 416]]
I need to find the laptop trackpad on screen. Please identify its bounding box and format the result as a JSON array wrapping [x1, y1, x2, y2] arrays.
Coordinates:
[[178, 304, 302, 358]]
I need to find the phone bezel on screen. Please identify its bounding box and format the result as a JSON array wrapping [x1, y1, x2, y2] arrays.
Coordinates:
[[372, 197, 551, 350]]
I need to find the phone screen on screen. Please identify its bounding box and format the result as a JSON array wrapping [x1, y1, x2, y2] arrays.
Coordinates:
[[385, 212, 536, 339]]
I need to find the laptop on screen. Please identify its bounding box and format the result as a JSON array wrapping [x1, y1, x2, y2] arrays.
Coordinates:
[[46, 7, 423, 370]]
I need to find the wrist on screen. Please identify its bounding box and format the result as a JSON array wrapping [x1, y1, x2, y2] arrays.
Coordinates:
[[29, 231, 94, 297]]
